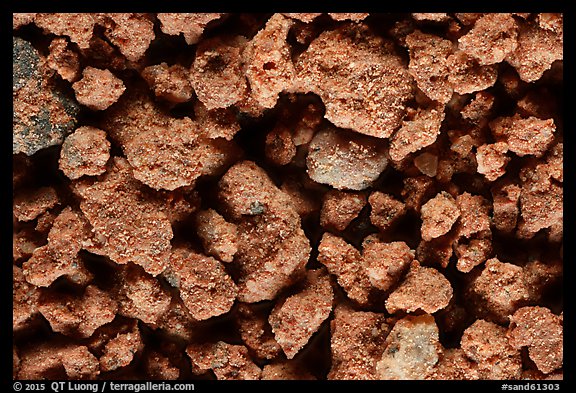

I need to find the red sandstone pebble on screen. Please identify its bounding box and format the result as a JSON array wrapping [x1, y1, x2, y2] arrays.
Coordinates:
[[368, 191, 406, 232], [47, 37, 80, 82], [269, 269, 333, 359], [59, 126, 111, 179], [317, 233, 373, 306], [244, 14, 296, 109], [386, 261, 453, 314], [376, 314, 441, 380], [420, 192, 460, 241], [307, 126, 388, 191], [75, 157, 173, 275], [328, 304, 389, 380], [157, 13, 224, 45], [405, 31, 453, 104], [218, 161, 310, 302], [34, 13, 97, 49], [389, 106, 445, 162], [101, 13, 155, 62], [73, 67, 125, 111], [191, 36, 248, 109], [446, 51, 498, 94], [22, 207, 92, 287], [517, 161, 562, 240], [297, 24, 413, 138], [461, 319, 522, 379], [155, 295, 197, 342], [508, 306, 563, 374], [236, 303, 282, 361], [458, 14, 518, 65], [104, 92, 239, 190], [165, 247, 237, 321], [142, 63, 193, 103], [476, 142, 510, 181], [13, 186, 59, 222], [38, 285, 117, 338], [99, 322, 143, 372], [186, 341, 262, 380], [195, 209, 238, 263], [490, 114, 555, 157], [363, 239, 413, 292], [320, 190, 366, 231], [328, 13, 369, 21], [455, 192, 491, 238], [468, 258, 530, 323], [454, 238, 492, 273], [506, 20, 563, 83], [116, 263, 171, 325]]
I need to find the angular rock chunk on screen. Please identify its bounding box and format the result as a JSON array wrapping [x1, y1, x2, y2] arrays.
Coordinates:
[[297, 24, 413, 138], [320, 190, 366, 231], [38, 285, 117, 338], [490, 114, 556, 157], [420, 192, 460, 241], [75, 157, 173, 276], [116, 263, 171, 325], [461, 319, 522, 379], [455, 193, 491, 238], [17, 342, 99, 380], [328, 305, 389, 380], [405, 31, 453, 104], [317, 233, 373, 305], [59, 126, 110, 179], [243, 13, 296, 109], [195, 209, 238, 263], [508, 306, 563, 374], [73, 67, 125, 111], [491, 181, 521, 233], [165, 247, 237, 321], [506, 20, 563, 82], [191, 36, 248, 109], [376, 314, 441, 380], [104, 92, 239, 191], [307, 126, 388, 191], [467, 258, 530, 323], [363, 240, 413, 292], [218, 161, 310, 302], [428, 348, 479, 380], [22, 207, 92, 287], [386, 261, 453, 314], [269, 269, 333, 359], [13, 266, 40, 331], [142, 63, 193, 103], [368, 192, 406, 232], [13, 186, 59, 222], [458, 13, 518, 65], [476, 142, 510, 181], [389, 106, 445, 162], [47, 37, 80, 82]]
